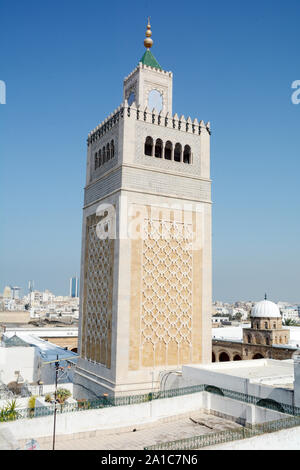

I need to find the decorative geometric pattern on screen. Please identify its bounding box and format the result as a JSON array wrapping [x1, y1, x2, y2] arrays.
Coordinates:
[[140, 217, 193, 366], [82, 217, 113, 368]]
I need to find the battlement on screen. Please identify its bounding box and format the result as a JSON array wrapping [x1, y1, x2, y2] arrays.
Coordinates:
[[123, 62, 173, 84], [87, 101, 211, 146]]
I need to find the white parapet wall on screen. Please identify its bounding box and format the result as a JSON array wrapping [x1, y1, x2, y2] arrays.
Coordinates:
[[294, 355, 300, 408], [182, 360, 295, 407], [0, 347, 38, 384], [0, 391, 289, 444]]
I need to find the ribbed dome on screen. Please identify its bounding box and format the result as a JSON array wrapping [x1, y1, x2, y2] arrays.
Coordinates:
[[251, 300, 281, 318]]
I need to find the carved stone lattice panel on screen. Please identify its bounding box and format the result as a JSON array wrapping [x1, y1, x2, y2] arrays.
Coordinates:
[[81, 215, 113, 368], [140, 218, 193, 367]]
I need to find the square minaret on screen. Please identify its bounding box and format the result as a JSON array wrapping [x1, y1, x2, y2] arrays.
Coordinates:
[[74, 24, 212, 398]]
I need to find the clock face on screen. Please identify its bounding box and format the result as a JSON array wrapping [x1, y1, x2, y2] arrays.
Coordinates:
[[128, 91, 135, 106], [148, 89, 163, 113]]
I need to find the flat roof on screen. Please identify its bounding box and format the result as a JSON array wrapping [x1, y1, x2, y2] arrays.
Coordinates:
[[212, 324, 300, 349], [183, 359, 295, 387]]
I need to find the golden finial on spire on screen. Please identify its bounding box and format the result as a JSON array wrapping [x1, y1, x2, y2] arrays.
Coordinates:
[[144, 17, 153, 49]]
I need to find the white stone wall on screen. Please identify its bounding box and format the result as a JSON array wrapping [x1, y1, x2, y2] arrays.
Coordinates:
[[294, 355, 300, 407], [2, 391, 288, 443], [123, 63, 173, 115], [0, 347, 38, 384], [182, 362, 295, 406]]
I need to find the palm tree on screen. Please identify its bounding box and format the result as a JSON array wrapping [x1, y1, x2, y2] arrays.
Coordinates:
[[0, 399, 19, 421]]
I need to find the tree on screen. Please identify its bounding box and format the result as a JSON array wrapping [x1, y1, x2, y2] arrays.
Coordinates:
[[0, 399, 20, 422], [234, 312, 243, 321], [283, 318, 299, 326], [56, 388, 71, 404]]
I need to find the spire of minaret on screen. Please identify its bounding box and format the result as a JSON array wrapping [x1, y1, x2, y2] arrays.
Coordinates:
[[144, 17, 153, 49], [140, 18, 162, 70]]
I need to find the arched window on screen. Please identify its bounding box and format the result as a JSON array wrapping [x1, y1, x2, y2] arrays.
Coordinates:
[[110, 140, 115, 158], [183, 145, 191, 164], [264, 322, 268, 329], [94, 152, 98, 170], [174, 143, 182, 162], [148, 89, 163, 113], [233, 354, 242, 361], [273, 322, 276, 329], [155, 138, 163, 158], [247, 335, 251, 344], [145, 136, 153, 156], [98, 149, 102, 167], [102, 146, 106, 163], [266, 337, 270, 345], [253, 353, 264, 359], [219, 352, 230, 362], [164, 141, 172, 160], [106, 143, 110, 160]]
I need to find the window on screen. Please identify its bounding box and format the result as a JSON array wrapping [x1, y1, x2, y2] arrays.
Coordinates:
[[148, 89, 163, 113], [106, 143, 110, 161], [174, 143, 182, 162], [145, 136, 153, 156], [144, 138, 192, 165], [183, 145, 191, 164], [164, 141, 172, 160], [110, 140, 115, 158], [155, 139, 163, 158], [128, 91, 135, 106], [102, 146, 106, 163]]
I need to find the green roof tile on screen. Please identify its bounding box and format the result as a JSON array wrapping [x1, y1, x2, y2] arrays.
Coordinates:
[[139, 50, 162, 70]]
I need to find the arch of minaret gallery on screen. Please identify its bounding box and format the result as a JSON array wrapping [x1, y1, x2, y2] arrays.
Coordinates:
[[73, 22, 212, 398]]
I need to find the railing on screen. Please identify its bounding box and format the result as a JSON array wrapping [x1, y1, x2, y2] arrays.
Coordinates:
[[0, 382, 300, 423], [144, 415, 300, 450]]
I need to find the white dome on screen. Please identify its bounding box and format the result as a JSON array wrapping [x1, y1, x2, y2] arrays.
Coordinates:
[[251, 300, 281, 318]]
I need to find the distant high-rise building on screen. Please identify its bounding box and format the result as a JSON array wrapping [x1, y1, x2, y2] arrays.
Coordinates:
[[3, 286, 12, 299], [69, 277, 79, 298], [28, 280, 34, 293], [10, 286, 21, 300]]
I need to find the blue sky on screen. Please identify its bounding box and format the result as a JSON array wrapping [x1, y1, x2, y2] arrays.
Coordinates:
[[0, 0, 299, 303]]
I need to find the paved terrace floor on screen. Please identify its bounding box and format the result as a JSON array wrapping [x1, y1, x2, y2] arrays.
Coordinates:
[[39, 411, 242, 450]]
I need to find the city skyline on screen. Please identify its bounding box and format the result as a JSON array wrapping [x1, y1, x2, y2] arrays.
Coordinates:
[[1, 0, 300, 303]]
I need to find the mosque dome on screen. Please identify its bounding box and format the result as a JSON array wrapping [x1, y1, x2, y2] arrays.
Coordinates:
[[250, 299, 281, 318]]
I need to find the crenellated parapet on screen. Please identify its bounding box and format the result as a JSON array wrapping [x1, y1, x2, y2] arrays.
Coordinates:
[[123, 62, 173, 84], [87, 100, 211, 146]]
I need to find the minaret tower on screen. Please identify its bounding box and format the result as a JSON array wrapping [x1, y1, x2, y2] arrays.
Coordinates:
[[74, 21, 212, 398]]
